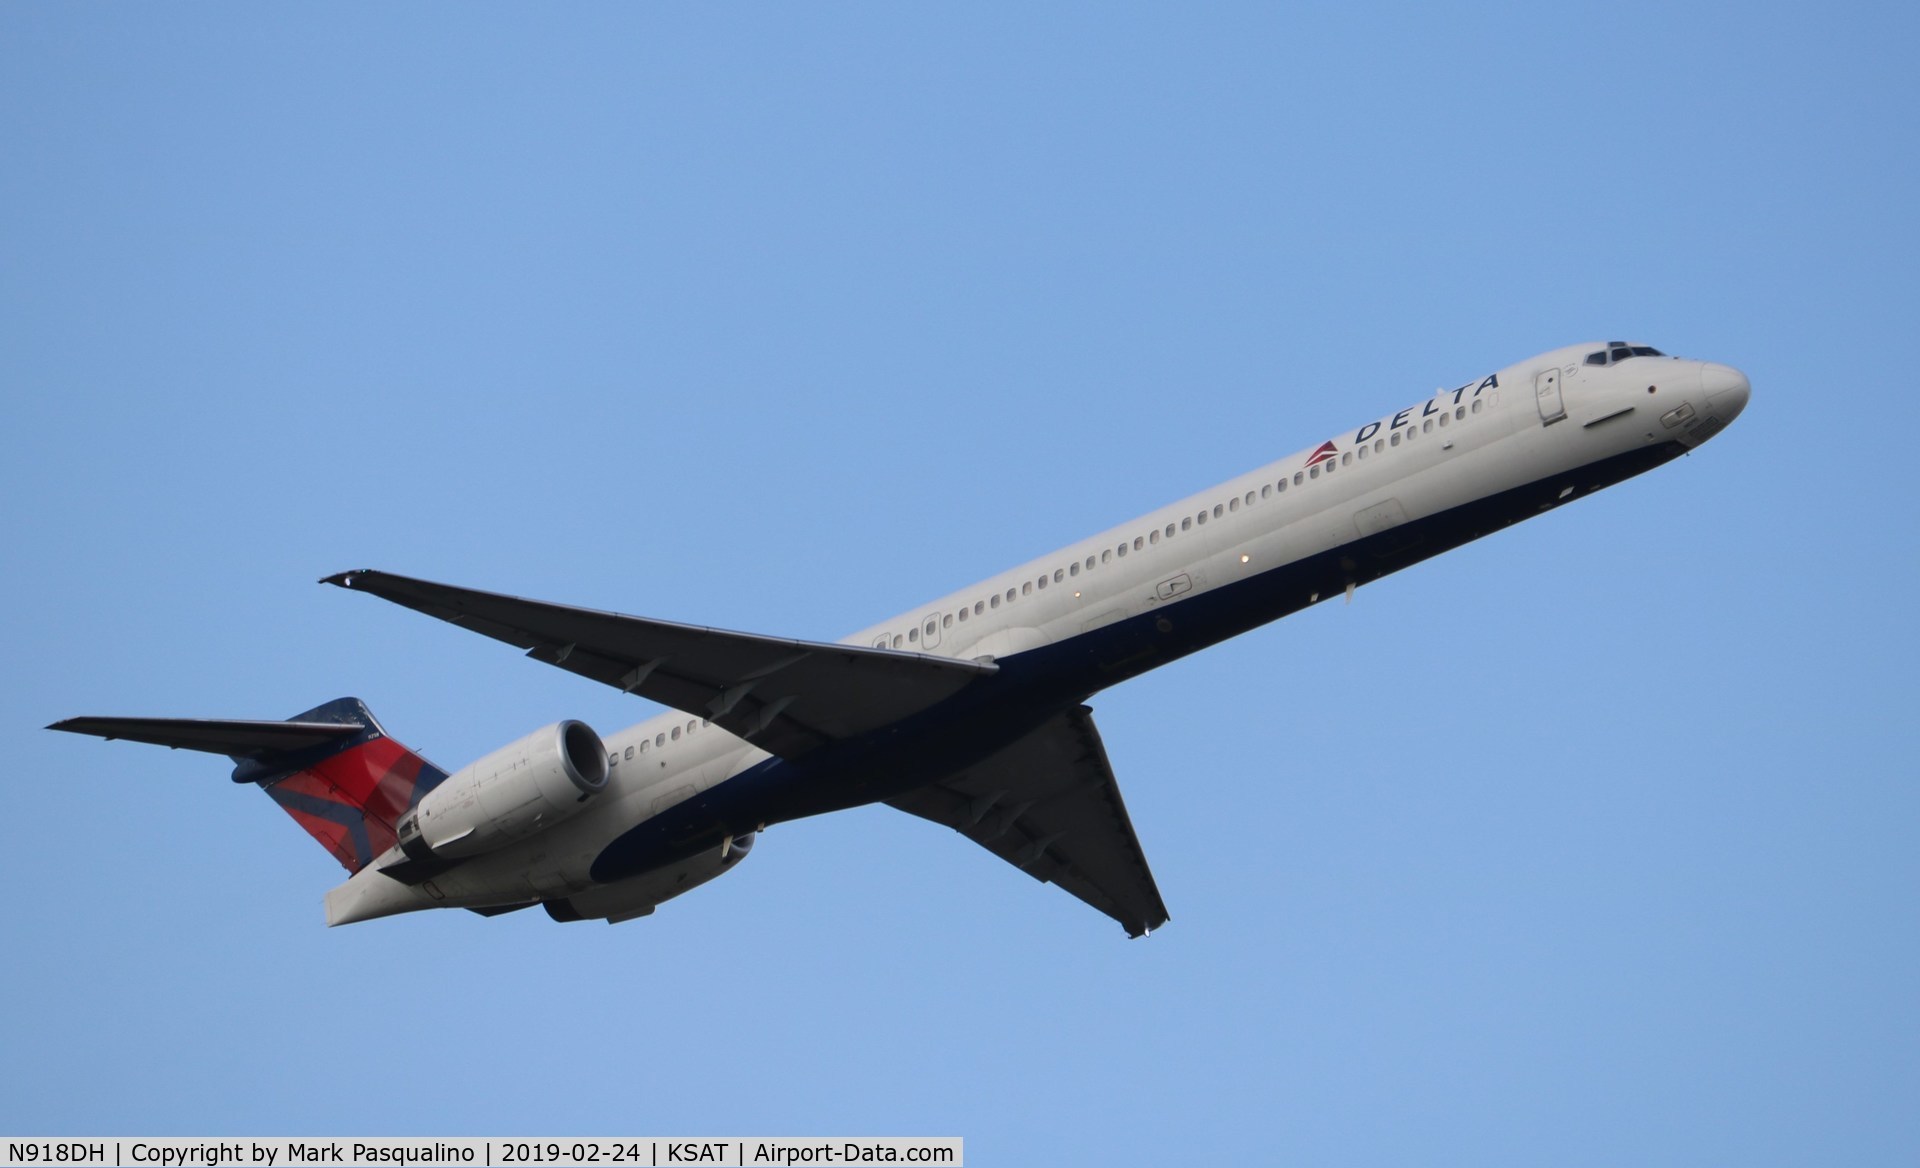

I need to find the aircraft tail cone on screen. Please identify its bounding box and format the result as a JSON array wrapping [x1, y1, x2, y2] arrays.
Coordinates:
[[325, 866, 437, 926]]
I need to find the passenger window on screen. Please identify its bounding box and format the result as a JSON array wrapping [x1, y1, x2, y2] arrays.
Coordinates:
[[655, 733, 665, 747], [671, 727, 681, 741], [974, 601, 984, 614], [1391, 432, 1401, 446], [1325, 459, 1335, 473], [1069, 562, 1079, 577], [1006, 588, 1016, 602], [1182, 517, 1192, 530], [640, 740, 648, 754], [1164, 523, 1176, 538], [990, 594, 1000, 608], [1293, 472, 1304, 485], [1022, 582, 1032, 595], [1276, 478, 1287, 493], [609, 753, 618, 768], [1229, 498, 1239, 512], [688, 720, 698, 734], [1358, 444, 1368, 459], [1342, 452, 1352, 465], [1455, 405, 1466, 420], [1037, 576, 1048, 590], [1310, 465, 1320, 479], [1375, 438, 1384, 452], [892, 635, 904, 648], [1423, 419, 1433, 432], [1197, 512, 1207, 525], [1212, 504, 1223, 518], [1133, 537, 1144, 550], [625, 745, 634, 761], [1438, 413, 1449, 427], [1245, 491, 1255, 505], [1053, 569, 1064, 582], [943, 614, 952, 628], [1261, 485, 1271, 498], [1149, 530, 1160, 544], [1471, 399, 1483, 414], [1116, 544, 1127, 558], [874, 636, 888, 648], [958, 608, 968, 621], [909, 628, 918, 641]]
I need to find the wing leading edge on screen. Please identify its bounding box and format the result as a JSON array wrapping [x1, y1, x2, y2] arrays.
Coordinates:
[[887, 705, 1170, 938], [321, 570, 996, 761]]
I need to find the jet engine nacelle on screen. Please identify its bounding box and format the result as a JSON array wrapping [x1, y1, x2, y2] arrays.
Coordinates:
[[545, 832, 756, 924], [398, 720, 608, 861]]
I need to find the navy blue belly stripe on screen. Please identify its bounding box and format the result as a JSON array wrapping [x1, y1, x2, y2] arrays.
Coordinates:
[[589, 439, 1687, 883]]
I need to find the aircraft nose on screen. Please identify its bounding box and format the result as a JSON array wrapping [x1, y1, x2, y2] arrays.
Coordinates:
[[1700, 362, 1750, 424]]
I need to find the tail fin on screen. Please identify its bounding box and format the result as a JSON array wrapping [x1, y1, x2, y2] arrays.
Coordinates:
[[49, 697, 448, 873], [236, 698, 450, 872]]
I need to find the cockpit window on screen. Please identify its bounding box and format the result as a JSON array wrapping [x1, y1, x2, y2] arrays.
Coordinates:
[[1587, 343, 1666, 366]]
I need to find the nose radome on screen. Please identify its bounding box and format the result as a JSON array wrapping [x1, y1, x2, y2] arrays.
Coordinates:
[[1701, 362, 1750, 423]]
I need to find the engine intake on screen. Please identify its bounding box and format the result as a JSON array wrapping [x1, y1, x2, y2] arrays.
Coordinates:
[[397, 720, 607, 861]]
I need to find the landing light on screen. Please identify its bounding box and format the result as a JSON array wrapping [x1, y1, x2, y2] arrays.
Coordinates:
[[1240, 554, 1250, 563]]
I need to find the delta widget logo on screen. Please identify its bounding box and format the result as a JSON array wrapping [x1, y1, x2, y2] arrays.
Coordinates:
[[1303, 441, 1340, 469]]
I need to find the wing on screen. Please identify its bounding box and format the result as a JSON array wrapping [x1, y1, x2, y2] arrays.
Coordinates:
[[321, 570, 996, 761], [887, 705, 1170, 938]]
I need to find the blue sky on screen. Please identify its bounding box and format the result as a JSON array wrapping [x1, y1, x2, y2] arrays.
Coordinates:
[[3, 4, 1915, 1163]]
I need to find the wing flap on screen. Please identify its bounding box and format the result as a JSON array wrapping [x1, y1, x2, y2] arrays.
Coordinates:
[[322, 570, 996, 759], [888, 705, 1169, 938]]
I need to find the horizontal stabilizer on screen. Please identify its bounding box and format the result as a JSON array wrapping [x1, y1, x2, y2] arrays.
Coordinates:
[[51, 697, 449, 874], [47, 716, 362, 759]]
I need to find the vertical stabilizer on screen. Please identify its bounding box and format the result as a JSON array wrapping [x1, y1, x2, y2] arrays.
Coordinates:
[[232, 698, 450, 873]]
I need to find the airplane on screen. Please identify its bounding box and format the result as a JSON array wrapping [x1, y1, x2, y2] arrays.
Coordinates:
[[50, 341, 1750, 937]]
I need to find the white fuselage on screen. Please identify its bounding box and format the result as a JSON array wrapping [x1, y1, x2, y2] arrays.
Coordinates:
[[325, 342, 1749, 923]]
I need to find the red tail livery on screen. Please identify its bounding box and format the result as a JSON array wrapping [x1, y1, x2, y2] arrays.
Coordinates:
[[51, 697, 447, 873], [246, 700, 450, 872]]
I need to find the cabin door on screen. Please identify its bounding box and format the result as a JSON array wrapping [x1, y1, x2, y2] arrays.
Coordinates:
[[1535, 368, 1566, 425]]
